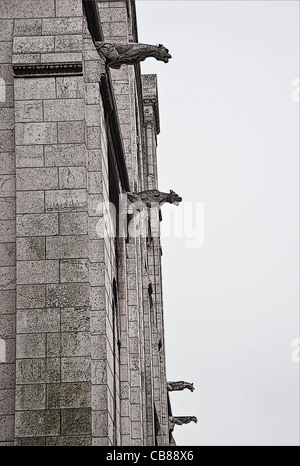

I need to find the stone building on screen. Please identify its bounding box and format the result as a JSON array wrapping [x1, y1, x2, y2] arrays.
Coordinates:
[[0, 0, 195, 446]]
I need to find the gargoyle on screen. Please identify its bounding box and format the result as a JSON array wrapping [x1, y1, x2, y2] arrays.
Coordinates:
[[126, 189, 182, 209], [167, 381, 195, 392], [169, 416, 198, 432], [95, 42, 172, 69]]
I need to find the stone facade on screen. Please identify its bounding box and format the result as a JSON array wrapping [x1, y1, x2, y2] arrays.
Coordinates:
[[0, 0, 191, 446]]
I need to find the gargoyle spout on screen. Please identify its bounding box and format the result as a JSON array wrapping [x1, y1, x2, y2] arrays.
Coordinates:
[[95, 42, 172, 69]]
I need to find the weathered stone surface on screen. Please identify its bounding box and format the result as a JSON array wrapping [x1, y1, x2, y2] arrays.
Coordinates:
[[46, 283, 89, 308], [0, 108, 14, 129], [16, 168, 58, 191], [15, 410, 60, 438], [46, 435, 91, 446], [56, 76, 84, 99], [59, 212, 88, 235], [55, 35, 82, 53], [41, 52, 82, 63], [0, 19, 14, 40], [0, 267, 15, 291], [57, 121, 85, 144], [13, 36, 55, 54], [0, 1, 55, 19], [16, 191, 44, 214], [16, 237, 45, 261], [0, 175, 15, 197], [0, 243, 15, 266], [14, 437, 46, 446], [44, 99, 84, 122], [0, 220, 15, 242], [0, 290, 16, 314], [60, 259, 89, 283], [15, 122, 57, 145], [17, 261, 59, 285], [0, 415, 14, 442], [15, 384, 46, 411], [61, 307, 90, 332], [0, 314, 15, 340], [42, 18, 82, 35], [14, 78, 56, 100], [17, 213, 58, 236], [17, 308, 60, 334], [16, 358, 60, 384], [45, 189, 87, 212], [16, 333, 46, 358], [15, 101, 43, 123], [47, 382, 91, 409], [47, 332, 90, 358], [17, 285, 46, 310], [59, 167, 86, 189], [61, 357, 90, 382], [55, 0, 83, 18], [0, 199, 15, 220], [44, 144, 87, 167], [15, 146, 44, 168], [46, 235, 88, 259], [61, 408, 91, 436], [0, 389, 15, 415], [14, 19, 42, 36], [0, 152, 15, 175]]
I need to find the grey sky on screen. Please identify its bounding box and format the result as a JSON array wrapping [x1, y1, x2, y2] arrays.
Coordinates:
[[136, 0, 299, 446]]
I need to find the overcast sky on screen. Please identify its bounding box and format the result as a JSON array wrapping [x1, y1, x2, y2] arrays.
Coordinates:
[[136, 0, 299, 446]]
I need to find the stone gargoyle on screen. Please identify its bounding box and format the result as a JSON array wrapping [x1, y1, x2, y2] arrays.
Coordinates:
[[126, 189, 182, 209], [167, 381, 195, 392], [169, 416, 198, 432], [95, 42, 172, 69]]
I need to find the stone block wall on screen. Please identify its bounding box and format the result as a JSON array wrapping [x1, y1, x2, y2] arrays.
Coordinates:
[[0, 5, 16, 447], [0, 0, 172, 446]]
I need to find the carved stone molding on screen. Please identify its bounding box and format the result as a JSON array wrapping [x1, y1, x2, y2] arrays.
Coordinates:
[[13, 63, 83, 78]]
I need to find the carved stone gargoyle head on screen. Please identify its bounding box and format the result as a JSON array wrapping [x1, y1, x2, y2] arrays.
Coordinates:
[[167, 190, 182, 206], [155, 44, 172, 63]]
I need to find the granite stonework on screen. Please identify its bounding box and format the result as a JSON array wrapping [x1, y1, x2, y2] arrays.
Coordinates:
[[0, 0, 192, 446]]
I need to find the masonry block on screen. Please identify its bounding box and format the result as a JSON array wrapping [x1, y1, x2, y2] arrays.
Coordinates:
[[14, 78, 56, 101], [17, 308, 60, 334], [46, 235, 88, 259], [17, 260, 59, 285], [45, 189, 87, 212], [15, 122, 57, 146], [16, 358, 60, 385], [46, 332, 90, 358], [16, 191, 45, 214], [46, 283, 90, 308], [17, 284, 46, 309], [17, 213, 58, 236], [15, 146, 44, 168], [59, 167, 86, 189], [44, 144, 87, 167], [59, 212, 88, 235], [44, 99, 84, 122], [16, 168, 58, 191]]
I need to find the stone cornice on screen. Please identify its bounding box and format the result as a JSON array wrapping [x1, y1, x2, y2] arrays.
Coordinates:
[[13, 63, 83, 78]]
